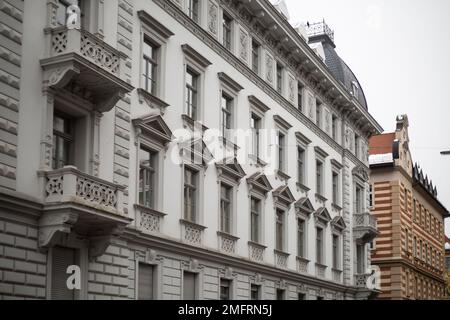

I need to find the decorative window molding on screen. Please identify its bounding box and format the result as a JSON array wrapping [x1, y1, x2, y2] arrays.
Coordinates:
[[218, 72, 244, 93], [178, 137, 214, 168], [138, 10, 175, 40], [133, 114, 173, 149], [181, 44, 212, 69], [272, 185, 295, 209], [246, 173, 273, 197], [331, 216, 346, 233], [273, 115, 293, 132], [216, 158, 246, 185], [314, 146, 329, 161], [137, 89, 170, 115], [248, 95, 270, 114], [314, 207, 331, 227], [295, 131, 312, 147]]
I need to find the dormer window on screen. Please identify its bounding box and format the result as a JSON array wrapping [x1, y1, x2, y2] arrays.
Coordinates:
[[351, 81, 359, 98]]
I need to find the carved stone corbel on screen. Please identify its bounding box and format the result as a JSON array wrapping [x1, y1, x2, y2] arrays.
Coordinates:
[[38, 211, 79, 248]]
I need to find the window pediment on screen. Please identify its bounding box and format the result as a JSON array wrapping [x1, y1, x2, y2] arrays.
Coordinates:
[[352, 165, 369, 181], [216, 158, 246, 183], [133, 114, 173, 147], [179, 137, 213, 167], [182, 44, 212, 69], [295, 131, 312, 146], [295, 197, 315, 215], [137, 89, 170, 115], [274, 115, 292, 131], [314, 207, 332, 225], [272, 185, 295, 208], [248, 95, 270, 114], [247, 172, 273, 196], [218, 72, 244, 93], [331, 216, 346, 233], [314, 146, 329, 160]]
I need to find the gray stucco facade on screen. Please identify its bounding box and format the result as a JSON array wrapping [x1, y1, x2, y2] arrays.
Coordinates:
[[0, 0, 382, 300]]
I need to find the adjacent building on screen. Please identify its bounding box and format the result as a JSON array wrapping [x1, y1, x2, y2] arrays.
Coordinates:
[[369, 115, 449, 300], [446, 236, 450, 298], [0, 0, 382, 300]]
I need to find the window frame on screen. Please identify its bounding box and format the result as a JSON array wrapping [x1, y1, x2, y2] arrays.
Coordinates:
[[251, 39, 260, 74], [222, 10, 233, 51]]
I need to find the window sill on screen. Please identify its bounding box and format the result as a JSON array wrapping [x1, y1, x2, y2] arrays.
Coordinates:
[[181, 114, 209, 133], [274, 249, 290, 257], [248, 154, 268, 167], [331, 203, 343, 211], [217, 231, 240, 241], [296, 256, 310, 263], [179, 219, 207, 230], [137, 88, 170, 115], [296, 182, 310, 193], [315, 193, 328, 203], [134, 204, 167, 217], [248, 241, 267, 250]]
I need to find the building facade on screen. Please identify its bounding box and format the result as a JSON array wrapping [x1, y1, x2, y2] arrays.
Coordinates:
[[369, 115, 449, 300], [0, 0, 382, 300], [446, 236, 450, 298]]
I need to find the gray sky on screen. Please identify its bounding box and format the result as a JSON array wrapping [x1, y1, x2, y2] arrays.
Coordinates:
[[284, 0, 450, 237]]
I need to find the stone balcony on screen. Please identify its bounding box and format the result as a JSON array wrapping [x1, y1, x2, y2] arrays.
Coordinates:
[[40, 27, 133, 112], [353, 212, 378, 243], [38, 166, 132, 258], [354, 273, 371, 288]]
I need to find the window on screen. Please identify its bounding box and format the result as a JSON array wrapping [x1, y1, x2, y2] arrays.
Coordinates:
[[276, 289, 285, 300], [220, 279, 231, 300], [446, 257, 450, 269], [276, 63, 283, 94], [316, 102, 322, 128], [316, 160, 323, 195], [221, 93, 233, 139], [142, 38, 159, 95], [56, 0, 85, 27], [250, 197, 261, 243], [298, 293, 306, 300], [184, 168, 198, 222], [354, 134, 360, 158], [297, 219, 305, 258], [332, 115, 338, 140], [251, 113, 261, 157], [297, 84, 303, 111], [355, 185, 363, 213], [332, 172, 339, 204], [297, 147, 305, 185], [220, 184, 232, 234], [418, 240, 422, 260], [356, 244, 365, 274], [251, 40, 260, 74], [222, 12, 233, 50], [278, 132, 286, 172], [51, 246, 77, 300], [317, 296, 324, 300], [316, 227, 323, 264], [404, 188, 408, 212], [369, 184, 374, 208], [414, 237, 417, 257], [138, 263, 155, 300], [185, 68, 199, 120], [332, 235, 339, 269], [275, 209, 285, 251], [186, 0, 199, 23], [138, 148, 157, 209], [183, 272, 197, 300], [52, 113, 74, 169], [250, 284, 260, 300]]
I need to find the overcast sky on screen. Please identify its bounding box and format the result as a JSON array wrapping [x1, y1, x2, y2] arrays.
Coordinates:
[[283, 0, 450, 238]]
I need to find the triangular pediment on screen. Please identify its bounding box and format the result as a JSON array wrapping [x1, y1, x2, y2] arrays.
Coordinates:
[[247, 173, 273, 195], [331, 216, 347, 232], [179, 137, 213, 167], [133, 114, 173, 146], [295, 197, 315, 215], [216, 158, 247, 183], [273, 185, 295, 207], [314, 207, 332, 225]]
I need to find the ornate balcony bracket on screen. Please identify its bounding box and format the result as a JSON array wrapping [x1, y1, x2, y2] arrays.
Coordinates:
[[353, 212, 378, 244], [38, 166, 132, 258], [41, 27, 134, 113]]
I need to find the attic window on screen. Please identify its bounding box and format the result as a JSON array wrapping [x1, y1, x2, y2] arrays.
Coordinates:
[[351, 81, 359, 98]]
